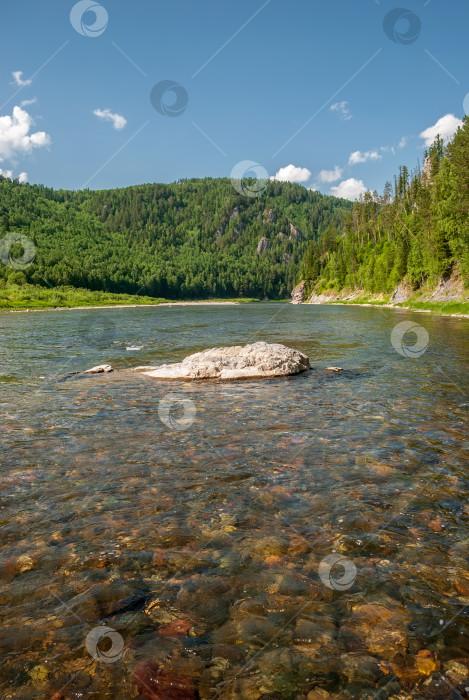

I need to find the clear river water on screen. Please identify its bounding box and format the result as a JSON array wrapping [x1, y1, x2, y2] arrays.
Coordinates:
[[0, 303, 468, 699]]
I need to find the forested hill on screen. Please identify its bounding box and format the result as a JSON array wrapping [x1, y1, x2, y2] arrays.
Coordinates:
[[301, 117, 469, 298], [0, 177, 351, 299]]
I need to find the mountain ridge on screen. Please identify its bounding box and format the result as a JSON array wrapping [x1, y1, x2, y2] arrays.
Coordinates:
[[0, 176, 351, 300]]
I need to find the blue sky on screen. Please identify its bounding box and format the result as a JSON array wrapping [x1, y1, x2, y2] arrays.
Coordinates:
[[0, 0, 467, 199]]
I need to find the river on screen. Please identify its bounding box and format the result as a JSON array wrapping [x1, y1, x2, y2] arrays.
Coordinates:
[[0, 303, 468, 698]]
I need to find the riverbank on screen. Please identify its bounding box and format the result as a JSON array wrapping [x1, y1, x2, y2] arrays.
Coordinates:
[[324, 297, 469, 318], [292, 275, 469, 318], [0, 283, 258, 311], [8, 301, 246, 313]]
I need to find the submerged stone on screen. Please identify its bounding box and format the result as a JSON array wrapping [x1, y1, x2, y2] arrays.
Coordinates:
[[133, 661, 198, 699]]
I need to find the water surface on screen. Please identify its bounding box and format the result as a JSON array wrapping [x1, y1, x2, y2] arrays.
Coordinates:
[[1, 303, 468, 699]]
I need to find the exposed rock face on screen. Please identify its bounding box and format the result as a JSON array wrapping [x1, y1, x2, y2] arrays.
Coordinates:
[[391, 281, 412, 303], [264, 208, 276, 223], [309, 291, 337, 304], [428, 268, 466, 301], [141, 342, 310, 380], [278, 232, 286, 241], [289, 223, 301, 241], [304, 269, 468, 307], [232, 225, 242, 240], [291, 280, 306, 304], [422, 155, 432, 183], [256, 237, 270, 255], [282, 252, 291, 264]]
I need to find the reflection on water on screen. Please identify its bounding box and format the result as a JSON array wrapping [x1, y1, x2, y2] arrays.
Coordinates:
[[0, 304, 468, 699]]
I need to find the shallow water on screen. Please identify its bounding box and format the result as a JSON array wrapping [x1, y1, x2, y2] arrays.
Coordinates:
[[0, 303, 468, 699]]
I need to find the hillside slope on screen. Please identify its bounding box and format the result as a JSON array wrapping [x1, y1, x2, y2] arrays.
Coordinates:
[[0, 178, 350, 300], [299, 117, 469, 303]]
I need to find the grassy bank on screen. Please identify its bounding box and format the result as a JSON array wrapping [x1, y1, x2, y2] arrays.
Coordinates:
[[0, 284, 258, 310], [324, 296, 469, 316], [395, 300, 469, 315]]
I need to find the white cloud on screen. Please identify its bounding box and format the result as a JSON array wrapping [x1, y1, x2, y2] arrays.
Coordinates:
[[93, 108, 127, 131], [348, 150, 382, 165], [331, 101, 352, 121], [0, 106, 50, 161], [271, 164, 311, 183], [331, 178, 367, 201], [419, 114, 463, 147], [398, 137, 407, 149], [12, 71, 32, 87], [318, 166, 343, 183], [20, 97, 37, 107], [0, 169, 28, 183]]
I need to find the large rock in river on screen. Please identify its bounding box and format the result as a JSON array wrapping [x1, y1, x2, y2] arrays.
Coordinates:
[[140, 342, 310, 380]]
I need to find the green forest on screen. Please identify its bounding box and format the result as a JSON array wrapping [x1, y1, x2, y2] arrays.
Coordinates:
[[0, 177, 350, 301], [301, 116, 469, 297], [1, 117, 467, 308]]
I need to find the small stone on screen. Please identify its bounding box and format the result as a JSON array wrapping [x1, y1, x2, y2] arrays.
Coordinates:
[[152, 548, 167, 567], [414, 650, 438, 676], [307, 690, 331, 700], [144, 601, 177, 623], [133, 661, 198, 699], [246, 536, 287, 560], [229, 676, 261, 699], [444, 660, 469, 684], [325, 367, 343, 373], [427, 517, 444, 532], [341, 603, 411, 660], [84, 364, 113, 374], [17, 554, 35, 574], [29, 664, 48, 687], [454, 573, 469, 596], [158, 618, 192, 638]]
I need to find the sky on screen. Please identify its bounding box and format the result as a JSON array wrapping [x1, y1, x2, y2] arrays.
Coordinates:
[[0, 0, 468, 200]]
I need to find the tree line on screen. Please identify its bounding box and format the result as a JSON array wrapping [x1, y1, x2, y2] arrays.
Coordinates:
[[0, 177, 350, 299], [301, 117, 469, 295]]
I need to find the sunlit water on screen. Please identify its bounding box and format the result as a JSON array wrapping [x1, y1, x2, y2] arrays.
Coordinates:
[[0, 303, 468, 699]]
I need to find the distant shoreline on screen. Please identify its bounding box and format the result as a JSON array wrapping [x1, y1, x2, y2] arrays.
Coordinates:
[[308, 300, 469, 320], [6, 301, 243, 313], [4, 299, 469, 318]]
